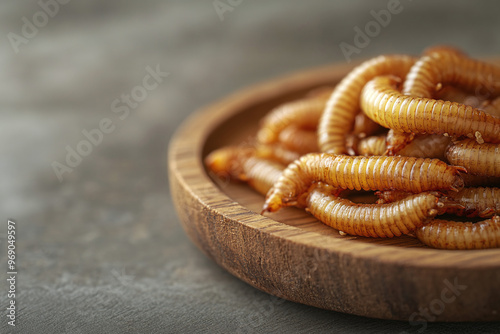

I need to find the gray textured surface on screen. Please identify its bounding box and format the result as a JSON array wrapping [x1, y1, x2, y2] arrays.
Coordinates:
[[1, 1, 500, 333]]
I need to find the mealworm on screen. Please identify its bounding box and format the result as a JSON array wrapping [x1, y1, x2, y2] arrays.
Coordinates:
[[318, 54, 416, 154], [356, 134, 451, 160], [205, 146, 254, 179], [305, 183, 441, 238], [446, 139, 500, 177], [416, 216, 500, 249], [241, 157, 284, 196], [255, 143, 301, 165], [357, 135, 387, 156], [263, 153, 464, 212], [385, 129, 416, 155], [257, 97, 327, 144], [403, 50, 500, 100], [278, 125, 318, 154], [205, 146, 284, 196], [361, 76, 500, 143], [377, 187, 500, 218]]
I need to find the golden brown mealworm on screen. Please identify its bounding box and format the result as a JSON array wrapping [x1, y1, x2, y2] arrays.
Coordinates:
[[377, 187, 500, 218], [403, 50, 500, 100], [443, 187, 500, 218], [263, 153, 464, 212], [240, 157, 284, 196], [255, 143, 301, 165], [356, 134, 450, 160], [278, 126, 318, 154], [257, 97, 327, 144], [205, 146, 284, 195], [305, 183, 442, 238], [356, 135, 386, 156], [318, 55, 416, 154], [446, 139, 500, 177], [385, 129, 415, 155], [205, 146, 254, 179], [416, 216, 500, 249], [361, 76, 500, 143]]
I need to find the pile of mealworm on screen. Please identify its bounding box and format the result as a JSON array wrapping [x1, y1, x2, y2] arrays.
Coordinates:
[[205, 46, 500, 250]]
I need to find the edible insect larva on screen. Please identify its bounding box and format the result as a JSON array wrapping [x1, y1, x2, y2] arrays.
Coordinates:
[[416, 216, 500, 250], [357, 135, 386, 156], [398, 134, 451, 160], [205, 146, 255, 179], [361, 76, 500, 143], [318, 55, 416, 154], [357, 134, 451, 160], [385, 129, 415, 155], [402, 50, 500, 100], [240, 157, 284, 196], [257, 97, 327, 144], [306, 183, 442, 238], [377, 187, 500, 218], [443, 187, 500, 218], [278, 126, 318, 154], [205, 146, 284, 195], [375, 190, 413, 204], [446, 139, 500, 177], [255, 143, 301, 165], [263, 153, 464, 212]]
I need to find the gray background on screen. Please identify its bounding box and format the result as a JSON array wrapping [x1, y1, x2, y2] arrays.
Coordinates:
[[1, 0, 499, 333]]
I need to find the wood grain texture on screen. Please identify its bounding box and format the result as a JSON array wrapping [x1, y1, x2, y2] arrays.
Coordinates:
[[168, 60, 500, 321]]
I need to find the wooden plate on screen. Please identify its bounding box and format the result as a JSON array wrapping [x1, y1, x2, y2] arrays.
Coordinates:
[[168, 61, 500, 321]]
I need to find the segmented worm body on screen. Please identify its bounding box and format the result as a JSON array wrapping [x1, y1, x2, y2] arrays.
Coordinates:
[[377, 187, 500, 218], [318, 55, 416, 154], [240, 157, 284, 195], [361, 76, 500, 143], [306, 183, 441, 238], [278, 126, 318, 154], [416, 217, 500, 250], [357, 134, 450, 160], [205, 146, 284, 195], [403, 50, 500, 100], [446, 139, 500, 177], [263, 153, 464, 212], [257, 97, 327, 144], [385, 129, 415, 155]]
